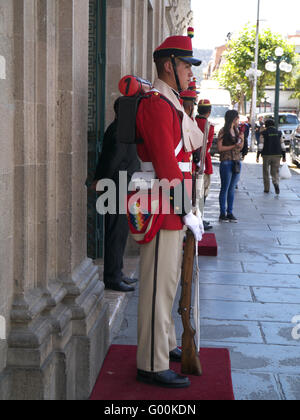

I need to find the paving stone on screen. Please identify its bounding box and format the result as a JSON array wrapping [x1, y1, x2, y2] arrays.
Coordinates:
[[208, 252, 289, 264], [279, 374, 300, 400], [269, 225, 300, 232], [216, 223, 271, 232], [252, 286, 300, 304], [201, 300, 298, 322], [198, 259, 244, 273], [199, 271, 300, 289], [240, 243, 300, 254], [288, 254, 300, 263], [231, 371, 282, 400], [231, 229, 281, 241], [261, 214, 300, 224], [200, 320, 263, 344], [200, 284, 253, 302], [243, 262, 300, 275], [260, 322, 300, 346], [201, 341, 300, 375], [276, 232, 300, 246], [113, 314, 137, 343]]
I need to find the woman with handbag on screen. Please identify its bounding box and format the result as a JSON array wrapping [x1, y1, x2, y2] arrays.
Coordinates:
[[217, 110, 244, 223]]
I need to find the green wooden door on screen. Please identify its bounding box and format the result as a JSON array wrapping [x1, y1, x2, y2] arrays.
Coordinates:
[[87, 0, 106, 259]]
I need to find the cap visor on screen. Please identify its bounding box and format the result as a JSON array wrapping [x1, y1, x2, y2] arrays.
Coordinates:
[[179, 57, 202, 67]]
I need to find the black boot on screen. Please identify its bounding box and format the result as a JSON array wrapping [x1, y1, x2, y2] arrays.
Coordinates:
[[137, 369, 190, 388], [169, 347, 182, 362], [122, 275, 138, 285], [105, 281, 135, 292]]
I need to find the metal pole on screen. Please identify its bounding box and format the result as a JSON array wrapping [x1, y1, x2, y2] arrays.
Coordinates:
[[250, 0, 261, 151], [274, 59, 281, 130]]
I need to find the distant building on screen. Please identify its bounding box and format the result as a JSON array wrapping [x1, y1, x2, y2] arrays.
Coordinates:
[[203, 44, 227, 79], [287, 31, 300, 56]]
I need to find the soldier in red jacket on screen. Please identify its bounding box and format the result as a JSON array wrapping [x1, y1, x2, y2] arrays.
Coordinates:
[[134, 34, 203, 389], [195, 99, 214, 229], [180, 88, 198, 119]]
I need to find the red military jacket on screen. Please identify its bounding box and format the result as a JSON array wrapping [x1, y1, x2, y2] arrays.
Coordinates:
[[195, 116, 214, 175], [136, 91, 193, 231]]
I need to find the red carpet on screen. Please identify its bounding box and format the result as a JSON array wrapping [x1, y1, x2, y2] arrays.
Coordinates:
[[90, 345, 234, 401], [198, 233, 218, 256]]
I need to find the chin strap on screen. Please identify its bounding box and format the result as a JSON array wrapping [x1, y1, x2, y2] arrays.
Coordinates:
[[171, 55, 182, 93]]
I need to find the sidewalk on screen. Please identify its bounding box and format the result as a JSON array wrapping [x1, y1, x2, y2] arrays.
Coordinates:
[[113, 152, 300, 400]]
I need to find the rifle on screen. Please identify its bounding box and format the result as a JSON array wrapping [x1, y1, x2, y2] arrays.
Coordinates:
[[178, 170, 202, 376]]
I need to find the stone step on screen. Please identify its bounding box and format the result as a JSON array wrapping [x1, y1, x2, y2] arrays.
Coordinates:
[[94, 257, 139, 344]]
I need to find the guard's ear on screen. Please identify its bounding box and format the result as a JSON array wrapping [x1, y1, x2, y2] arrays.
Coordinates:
[[164, 59, 173, 75]]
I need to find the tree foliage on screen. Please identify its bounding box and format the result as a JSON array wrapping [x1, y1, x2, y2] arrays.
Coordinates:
[[215, 25, 297, 109]]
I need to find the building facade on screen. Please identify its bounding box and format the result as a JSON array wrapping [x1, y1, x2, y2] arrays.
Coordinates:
[[0, 0, 193, 400]]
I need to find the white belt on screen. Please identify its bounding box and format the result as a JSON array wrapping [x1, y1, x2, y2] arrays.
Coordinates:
[[130, 172, 156, 191], [140, 161, 192, 173], [175, 139, 184, 157], [178, 162, 192, 173]]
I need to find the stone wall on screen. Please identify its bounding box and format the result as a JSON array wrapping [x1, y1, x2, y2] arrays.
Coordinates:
[[105, 0, 193, 125], [0, 0, 109, 400], [0, 0, 14, 398]]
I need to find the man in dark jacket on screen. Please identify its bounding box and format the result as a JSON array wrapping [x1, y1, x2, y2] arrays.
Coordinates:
[[93, 98, 140, 292], [256, 118, 286, 195]]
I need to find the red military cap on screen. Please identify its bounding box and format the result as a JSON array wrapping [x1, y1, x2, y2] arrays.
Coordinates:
[[180, 89, 198, 102], [153, 34, 202, 67], [188, 78, 200, 94], [198, 99, 211, 106]]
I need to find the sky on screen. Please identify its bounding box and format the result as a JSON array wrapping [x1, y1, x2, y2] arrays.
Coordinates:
[[191, 0, 300, 50]]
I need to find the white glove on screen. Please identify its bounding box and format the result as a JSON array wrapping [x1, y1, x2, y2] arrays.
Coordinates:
[[183, 211, 203, 242], [195, 207, 205, 235]]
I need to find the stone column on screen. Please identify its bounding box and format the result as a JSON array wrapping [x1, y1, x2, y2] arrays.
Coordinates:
[[0, 0, 14, 400], [0, 0, 109, 400]]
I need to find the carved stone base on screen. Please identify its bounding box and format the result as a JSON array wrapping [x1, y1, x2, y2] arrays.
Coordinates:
[[1, 259, 109, 400]]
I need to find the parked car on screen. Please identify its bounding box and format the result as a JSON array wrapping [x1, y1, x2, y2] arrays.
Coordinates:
[[199, 81, 232, 157], [209, 106, 230, 156], [290, 125, 300, 166], [258, 113, 300, 150]]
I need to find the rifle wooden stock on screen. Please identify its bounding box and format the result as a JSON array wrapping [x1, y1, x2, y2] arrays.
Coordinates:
[[179, 229, 202, 376]]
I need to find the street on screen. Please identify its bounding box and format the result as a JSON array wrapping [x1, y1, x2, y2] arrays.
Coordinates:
[[114, 152, 300, 400]]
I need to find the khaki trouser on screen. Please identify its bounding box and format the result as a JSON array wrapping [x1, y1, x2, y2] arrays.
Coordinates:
[[137, 229, 185, 372], [263, 155, 281, 192], [204, 174, 211, 200]]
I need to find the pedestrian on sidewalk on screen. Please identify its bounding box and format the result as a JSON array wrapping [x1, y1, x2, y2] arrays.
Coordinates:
[[255, 115, 264, 145], [256, 118, 286, 195], [217, 110, 244, 223]]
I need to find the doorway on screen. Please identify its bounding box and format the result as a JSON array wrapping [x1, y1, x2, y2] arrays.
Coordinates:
[[87, 0, 106, 259]]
